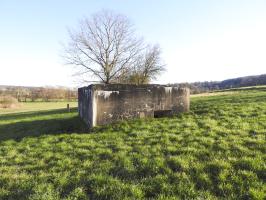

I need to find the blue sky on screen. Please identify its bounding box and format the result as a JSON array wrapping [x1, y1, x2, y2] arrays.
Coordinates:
[[0, 0, 265, 87]]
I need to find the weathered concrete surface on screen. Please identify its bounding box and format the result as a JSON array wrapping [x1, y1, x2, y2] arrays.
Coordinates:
[[78, 84, 190, 128]]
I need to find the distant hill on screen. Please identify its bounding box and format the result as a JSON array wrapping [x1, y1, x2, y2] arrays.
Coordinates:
[[1, 73, 266, 95], [175, 74, 266, 94]]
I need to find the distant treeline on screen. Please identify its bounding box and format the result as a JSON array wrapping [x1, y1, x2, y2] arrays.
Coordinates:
[[0, 86, 77, 102], [174, 74, 266, 94], [1, 74, 266, 99]]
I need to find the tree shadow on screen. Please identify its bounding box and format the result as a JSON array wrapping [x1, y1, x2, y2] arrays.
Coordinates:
[[0, 108, 89, 142]]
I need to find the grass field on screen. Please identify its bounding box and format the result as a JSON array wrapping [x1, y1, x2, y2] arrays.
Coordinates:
[[0, 88, 265, 199], [0, 101, 77, 114]]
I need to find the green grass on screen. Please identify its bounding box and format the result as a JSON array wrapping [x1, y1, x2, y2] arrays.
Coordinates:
[[0, 101, 78, 114], [0, 89, 265, 199]]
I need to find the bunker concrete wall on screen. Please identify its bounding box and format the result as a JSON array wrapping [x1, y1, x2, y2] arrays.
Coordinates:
[[78, 84, 190, 128], [78, 86, 94, 127]]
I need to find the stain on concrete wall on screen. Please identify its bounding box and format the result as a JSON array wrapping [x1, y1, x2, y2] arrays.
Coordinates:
[[78, 84, 190, 128]]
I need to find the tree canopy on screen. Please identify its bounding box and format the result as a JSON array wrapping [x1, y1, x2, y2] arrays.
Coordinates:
[[63, 10, 165, 84]]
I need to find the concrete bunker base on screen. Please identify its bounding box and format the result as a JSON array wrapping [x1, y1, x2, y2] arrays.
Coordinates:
[[78, 84, 190, 128]]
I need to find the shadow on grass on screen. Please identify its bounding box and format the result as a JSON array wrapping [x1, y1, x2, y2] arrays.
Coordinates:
[[0, 108, 89, 141]]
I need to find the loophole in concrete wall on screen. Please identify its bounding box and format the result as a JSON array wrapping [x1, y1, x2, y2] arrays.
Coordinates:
[[154, 110, 172, 118]]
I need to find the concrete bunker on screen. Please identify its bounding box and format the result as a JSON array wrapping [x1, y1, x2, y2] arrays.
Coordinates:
[[78, 84, 190, 128]]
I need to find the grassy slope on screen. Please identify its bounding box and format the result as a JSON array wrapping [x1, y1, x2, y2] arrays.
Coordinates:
[[0, 89, 265, 199]]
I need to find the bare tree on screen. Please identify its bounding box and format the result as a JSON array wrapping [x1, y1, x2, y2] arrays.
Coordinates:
[[126, 45, 165, 84], [63, 10, 143, 84], [16, 88, 30, 102]]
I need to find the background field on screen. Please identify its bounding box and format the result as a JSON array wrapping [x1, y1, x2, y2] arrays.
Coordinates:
[[0, 88, 265, 199], [0, 101, 77, 114]]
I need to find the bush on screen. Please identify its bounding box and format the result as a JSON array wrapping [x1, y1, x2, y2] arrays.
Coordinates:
[[0, 95, 18, 108]]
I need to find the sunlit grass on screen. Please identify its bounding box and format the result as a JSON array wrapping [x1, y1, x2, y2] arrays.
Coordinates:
[[0, 88, 265, 199], [0, 101, 77, 114]]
